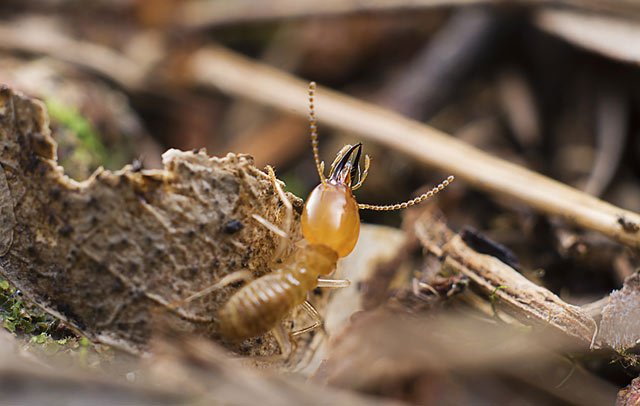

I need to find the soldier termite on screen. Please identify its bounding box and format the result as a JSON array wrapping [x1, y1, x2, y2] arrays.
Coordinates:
[[167, 81, 454, 357]]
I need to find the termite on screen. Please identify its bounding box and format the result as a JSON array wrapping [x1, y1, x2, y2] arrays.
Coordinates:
[[167, 81, 454, 356]]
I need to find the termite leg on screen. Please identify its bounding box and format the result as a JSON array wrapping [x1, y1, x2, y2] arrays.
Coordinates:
[[291, 300, 322, 337], [316, 278, 351, 288], [271, 323, 293, 358], [245, 324, 294, 361], [264, 165, 294, 259], [251, 214, 288, 239], [164, 270, 253, 321], [263, 302, 324, 358]]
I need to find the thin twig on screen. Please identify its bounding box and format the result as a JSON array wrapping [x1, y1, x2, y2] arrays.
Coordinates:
[[535, 9, 640, 65], [175, 0, 491, 29], [187, 45, 640, 249], [442, 238, 598, 346], [584, 85, 627, 197], [174, 0, 640, 30]]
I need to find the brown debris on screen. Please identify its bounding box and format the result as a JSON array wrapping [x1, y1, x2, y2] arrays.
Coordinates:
[[147, 330, 404, 406], [360, 237, 417, 311], [412, 208, 598, 347], [0, 84, 302, 355], [317, 207, 617, 404], [617, 376, 640, 406], [618, 215, 640, 234], [322, 308, 616, 406]]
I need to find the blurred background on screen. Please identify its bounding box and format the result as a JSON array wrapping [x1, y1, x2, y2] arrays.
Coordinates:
[[2, 0, 639, 342], [1, 1, 640, 404]]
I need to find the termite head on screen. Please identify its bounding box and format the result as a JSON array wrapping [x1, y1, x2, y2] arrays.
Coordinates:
[[302, 144, 364, 258], [302, 81, 454, 258]]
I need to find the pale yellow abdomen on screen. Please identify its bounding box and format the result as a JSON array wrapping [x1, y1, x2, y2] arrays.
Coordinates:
[[216, 243, 338, 341]]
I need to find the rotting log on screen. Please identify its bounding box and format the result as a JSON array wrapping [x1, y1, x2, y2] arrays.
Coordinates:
[[0, 84, 303, 355]]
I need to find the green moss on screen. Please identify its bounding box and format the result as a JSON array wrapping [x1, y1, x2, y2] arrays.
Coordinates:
[[45, 98, 107, 161], [614, 347, 640, 367], [1, 278, 113, 366], [490, 285, 509, 323], [0, 277, 53, 335], [44, 98, 111, 179], [280, 171, 308, 199]]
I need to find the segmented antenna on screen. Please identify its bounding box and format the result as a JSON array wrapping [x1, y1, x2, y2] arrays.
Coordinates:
[[309, 82, 327, 185], [358, 175, 454, 211]]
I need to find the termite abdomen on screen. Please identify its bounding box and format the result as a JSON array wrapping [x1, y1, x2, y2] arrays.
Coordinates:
[[217, 242, 337, 341]]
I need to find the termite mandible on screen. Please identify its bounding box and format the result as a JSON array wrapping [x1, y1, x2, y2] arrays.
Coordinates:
[[167, 81, 454, 357]]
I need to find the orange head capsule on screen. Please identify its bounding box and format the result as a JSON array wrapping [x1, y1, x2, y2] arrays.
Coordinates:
[[302, 144, 362, 258]]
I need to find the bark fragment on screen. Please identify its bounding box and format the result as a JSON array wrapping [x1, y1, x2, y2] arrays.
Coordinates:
[[0, 161, 15, 256]]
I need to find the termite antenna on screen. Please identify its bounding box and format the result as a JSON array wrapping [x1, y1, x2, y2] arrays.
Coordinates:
[[309, 82, 327, 185], [358, 175, 454, 211]]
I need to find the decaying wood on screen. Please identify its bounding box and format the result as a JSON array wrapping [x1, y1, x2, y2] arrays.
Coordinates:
[[411, 209, 598, 347], [443, 237, 598, 346], [187, 45, 640, 250], [0, 84, 304, 355]]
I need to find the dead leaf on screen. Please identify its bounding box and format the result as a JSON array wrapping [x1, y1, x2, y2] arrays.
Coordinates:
[[599, 271, 640, 350]]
